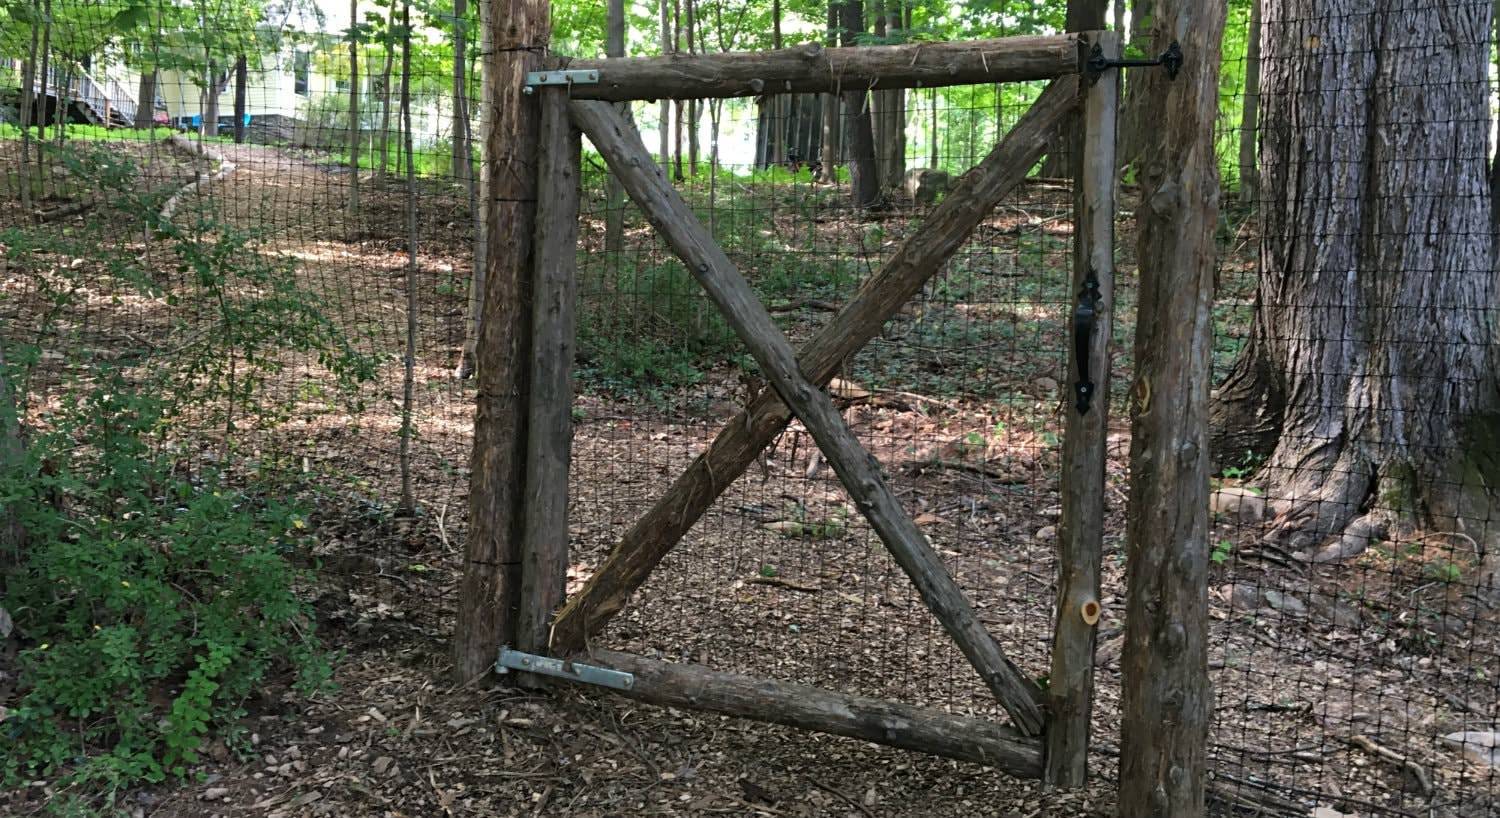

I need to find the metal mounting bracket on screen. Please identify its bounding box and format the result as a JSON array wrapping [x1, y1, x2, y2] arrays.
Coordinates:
[[523, 69, 600, 95], [496, 647, 635, 690], [1085, 41, 1183, 83]]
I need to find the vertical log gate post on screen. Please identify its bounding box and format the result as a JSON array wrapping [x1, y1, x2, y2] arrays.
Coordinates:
[[571, 97, 1045, 736], [1046, 30, 1119, 788], [452, 0, 550, 685], [517, 87, 580, 663], [1117, 4, 1225, 816]]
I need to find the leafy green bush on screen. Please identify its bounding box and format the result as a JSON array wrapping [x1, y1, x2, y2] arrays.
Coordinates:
[[0, 375, 331, 791], [578, 257, 738, 393]]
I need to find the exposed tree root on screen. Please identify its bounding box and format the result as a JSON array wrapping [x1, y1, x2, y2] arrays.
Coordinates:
[[160, 134, 237, 225]]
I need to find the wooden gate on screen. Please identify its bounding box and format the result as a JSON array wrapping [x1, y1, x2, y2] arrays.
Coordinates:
[[499, 31, 1120, 786]]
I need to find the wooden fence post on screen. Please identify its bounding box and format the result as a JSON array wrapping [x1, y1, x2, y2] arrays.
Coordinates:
[[517, 88, 580, 659], [451, 0, 550, 685], [1047, 29, 1119, 788], [1118, 5, 1226, 816]]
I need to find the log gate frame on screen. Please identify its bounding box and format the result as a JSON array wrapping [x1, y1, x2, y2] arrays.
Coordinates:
[[494, 30, 1124, 786]]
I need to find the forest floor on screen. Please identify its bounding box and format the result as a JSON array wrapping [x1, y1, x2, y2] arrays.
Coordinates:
[[1, 136, 1496, 818]]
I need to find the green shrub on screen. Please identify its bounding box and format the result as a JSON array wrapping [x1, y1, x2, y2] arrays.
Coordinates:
[[578, 257, 738, 393], [0, 375, 331, 792]]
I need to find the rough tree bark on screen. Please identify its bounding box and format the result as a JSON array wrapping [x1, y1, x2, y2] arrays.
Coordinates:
[[451, 0, 548, 684], [1116, 1, 1225, 815], [1211, 0, 1498, 559], [837, 0, 880, 208]]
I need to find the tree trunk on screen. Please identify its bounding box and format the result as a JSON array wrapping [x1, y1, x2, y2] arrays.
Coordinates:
[[1037, 0, 1107, 178], [604, 0, 628, 251], [819, 0, 840, 183], [1115, 0, 1153, 173], [19, 4, 39, 214], [658, 0, 671, 175], [398, 0, 418, 515], [672, 0, 684, 181], [1491, 0, 1500, 239], [928, 87, 937, 168], [1211, 0, 1497, 556], [0, 344, 25, 564], [348, 0, 362, 227], [377, 11, 396, 182], [453, 0, 473, 191], [870, 4, 903, 189], [451, 0, 548, 684], [687, 0, 700, 174], [457, 0, 492, 378], [134, 67, 157, 129], [838, 0, 880, 208], [1236, 0, 1262, 205], [202, 59, 220, 138], [233, 55, 248, 143], [1116, 2, 1225, 815]]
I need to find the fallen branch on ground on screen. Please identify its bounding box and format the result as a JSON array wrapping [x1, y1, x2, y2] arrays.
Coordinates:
[[160, 134, 237, 224]]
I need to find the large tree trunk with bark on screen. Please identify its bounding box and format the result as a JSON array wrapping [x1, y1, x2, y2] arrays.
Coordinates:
[[838, 0, 881, 208], [1212, 0, 1498, 559]]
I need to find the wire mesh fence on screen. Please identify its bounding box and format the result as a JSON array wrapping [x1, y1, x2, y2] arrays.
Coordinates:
[[1, 1, 1498, 815], [1205, 2, 1500, 815], [570, 84, 1076, 720]]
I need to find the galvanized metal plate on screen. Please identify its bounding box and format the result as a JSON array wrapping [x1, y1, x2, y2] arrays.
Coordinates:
[[496, 647, 635, 691], [524, 69, 600, 89]]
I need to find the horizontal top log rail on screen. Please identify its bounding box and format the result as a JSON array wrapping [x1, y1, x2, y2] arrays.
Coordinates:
[[558, 34, 1081, 101]]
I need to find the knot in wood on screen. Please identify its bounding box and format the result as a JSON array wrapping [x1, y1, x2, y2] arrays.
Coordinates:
[[749, 78, 765, 93]]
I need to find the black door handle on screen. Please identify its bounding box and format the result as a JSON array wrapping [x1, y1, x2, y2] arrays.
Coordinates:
[[1072, 270, 1101, 414]]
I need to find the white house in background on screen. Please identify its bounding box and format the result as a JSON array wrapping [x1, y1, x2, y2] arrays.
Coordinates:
[[149, 43, 344, 131]]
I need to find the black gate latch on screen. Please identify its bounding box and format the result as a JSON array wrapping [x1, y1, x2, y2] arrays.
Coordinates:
[[1086, 41, 1183, 81], [1072, 270, 1102, 415]]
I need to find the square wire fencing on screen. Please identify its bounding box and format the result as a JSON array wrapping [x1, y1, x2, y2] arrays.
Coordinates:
[[1205, 1, 1500, 815], [2, 0, 1498, 814], [0, 0, 477, 642]]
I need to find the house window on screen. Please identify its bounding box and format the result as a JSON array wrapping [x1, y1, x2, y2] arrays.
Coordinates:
[[294, 51, 310, 96]]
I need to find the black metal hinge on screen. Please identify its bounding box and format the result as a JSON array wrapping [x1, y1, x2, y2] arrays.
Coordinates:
[[1086, 41, 1183, 82]]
